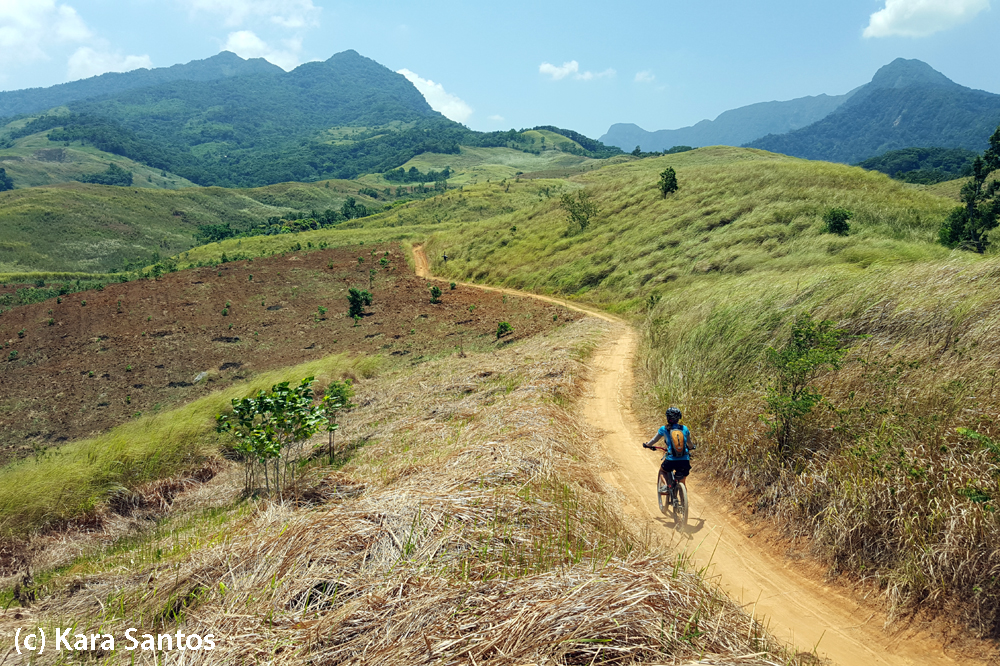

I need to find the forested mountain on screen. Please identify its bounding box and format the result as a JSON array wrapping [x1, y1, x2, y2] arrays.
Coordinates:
[[856, 146, 977, 184], [747, 59, 1000, 163], [2, 51, 620, 188], [600, 91, 855, 151], [0, 52, 282, 119]]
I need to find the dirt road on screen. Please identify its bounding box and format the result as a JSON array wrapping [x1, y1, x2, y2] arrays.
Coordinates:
[[412, 246, 987, 666]]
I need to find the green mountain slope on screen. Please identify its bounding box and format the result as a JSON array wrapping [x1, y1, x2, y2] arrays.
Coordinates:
[[0, 51, 281, 119], [748, 59, 1000, 163], [856, 146, 977, 184], [0, 179, 379, 273]]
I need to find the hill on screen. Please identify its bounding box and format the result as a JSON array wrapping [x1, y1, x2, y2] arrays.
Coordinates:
[[0, 51, 621, 189], [0, 51, 282, 119], [856, 146, 978, 184], [601, 91, 854, 151], [748, 58, 1000, 162]]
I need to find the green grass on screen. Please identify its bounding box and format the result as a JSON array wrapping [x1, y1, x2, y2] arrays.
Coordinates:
[[0, 122, 197, 190], [0, 352, 366, 536], [0, 178, 381, 273]]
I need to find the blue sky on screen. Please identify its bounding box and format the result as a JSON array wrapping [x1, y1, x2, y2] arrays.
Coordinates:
[[2, 0, 998, 139]]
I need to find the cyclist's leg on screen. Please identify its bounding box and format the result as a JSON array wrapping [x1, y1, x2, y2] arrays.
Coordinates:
[[673, 460, 691, 488]]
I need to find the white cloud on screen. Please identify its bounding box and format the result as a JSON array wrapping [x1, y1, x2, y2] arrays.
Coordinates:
[[397, 68, 473, 123], [488, 114, 505, 122], [178, 0, 320, 29], [864, 0, 990, 37], [634, 70, 656, 83], [224, 30, 301, 70], [539, 60, 615, 81], [68, 47, 152, 80], [0, 0, 92, 64]]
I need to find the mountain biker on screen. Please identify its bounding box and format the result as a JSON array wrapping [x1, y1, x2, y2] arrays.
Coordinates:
[[643, 407, 694, 496]]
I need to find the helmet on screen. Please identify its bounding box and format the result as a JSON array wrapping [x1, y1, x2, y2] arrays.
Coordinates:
[[665, 407, 682, 424]]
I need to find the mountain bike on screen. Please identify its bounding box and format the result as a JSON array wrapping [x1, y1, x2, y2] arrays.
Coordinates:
[[645, 445, 689, 527]]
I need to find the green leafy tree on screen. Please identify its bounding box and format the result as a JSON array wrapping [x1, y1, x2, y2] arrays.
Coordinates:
[[764, 313, 850, 459], [347, 287, 373, 318], [321, 380, 355, 463], [658, 167, 678, 197], [217, 377, 323, 497], [560, 190, 599, 231], [429, 285, 442, 303], [0, 168, 13, 192], [822, 207, 853, 235], [939, 125, 1000, 252]]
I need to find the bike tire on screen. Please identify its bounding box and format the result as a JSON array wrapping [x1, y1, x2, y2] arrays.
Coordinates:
[[656, 470, 670, 516], [673, 482, 689, 527]]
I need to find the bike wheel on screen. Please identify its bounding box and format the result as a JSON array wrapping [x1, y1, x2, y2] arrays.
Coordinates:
[[656, 470, 670, 515], [673, 481, 689, 527]]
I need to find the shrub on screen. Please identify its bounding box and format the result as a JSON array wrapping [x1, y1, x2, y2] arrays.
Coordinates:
[[764, 313, 850, 458], [496, 321, 514, 339], [320, 380, 355, 463], [658, 167, 679, 197], [560, 190, 599, 231], [429, 285, 442, 303], [822, 207, 853, 235], [450, 282, 456, 290], [347, 288, 372, 317]]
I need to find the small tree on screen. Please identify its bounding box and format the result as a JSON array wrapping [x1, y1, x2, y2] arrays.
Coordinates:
[[823, 207, 852, 235], [496, 321, 514, 339], [429, 285, 442, 303], [560, 190, 599, 231], [321, 380, 355, 463], [217, 377, 323, 497], [0, 168, 13, 192], [764, 313, 849, 460], [939, 124, 1000, 252], [658, 167, 678, 197], [347, 288, 373, 318]]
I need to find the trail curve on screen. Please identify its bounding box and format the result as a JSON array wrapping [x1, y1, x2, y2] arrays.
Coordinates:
[[411, 245, 988, 666]]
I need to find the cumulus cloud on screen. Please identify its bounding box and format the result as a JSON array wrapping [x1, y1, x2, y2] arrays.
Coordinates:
[[634, 70, 655, 83], [68, 47, 152, 80], [539, 60, 615, 81], [178, 0, 320, 29], [397, 69, 473, 123], [224, 30, 301, 70], [864, 0, 990, 37], [0, 0, 91, 64]]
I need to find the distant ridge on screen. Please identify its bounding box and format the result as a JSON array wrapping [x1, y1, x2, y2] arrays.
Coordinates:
[[0, 52, 283, 118], [747, 58, 1000, 163], [600, 91, 856, 151]]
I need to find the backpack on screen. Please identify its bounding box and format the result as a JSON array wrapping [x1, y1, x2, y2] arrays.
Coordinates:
[[667, 424, 687, 457]]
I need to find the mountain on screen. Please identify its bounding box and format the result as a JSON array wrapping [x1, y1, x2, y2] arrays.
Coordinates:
[[0, 52, 282, 119], [600, 91, 855, 151], [747, 59, 1000, 163]]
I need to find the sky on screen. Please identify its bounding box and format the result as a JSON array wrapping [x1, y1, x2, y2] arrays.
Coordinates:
[[1, 0, 998, 139]]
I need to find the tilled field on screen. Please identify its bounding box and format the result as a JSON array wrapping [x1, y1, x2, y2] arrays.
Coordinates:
[[0, 244, 575, 461]]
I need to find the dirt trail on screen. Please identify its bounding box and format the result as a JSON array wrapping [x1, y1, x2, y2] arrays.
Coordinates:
[[412, 246, 986, 666]]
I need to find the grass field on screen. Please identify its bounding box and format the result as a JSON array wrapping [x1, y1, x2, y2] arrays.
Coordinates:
[[0, 179, 382, 273]]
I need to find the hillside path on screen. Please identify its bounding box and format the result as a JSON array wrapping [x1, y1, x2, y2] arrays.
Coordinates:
[[412, 245, 985, 666]]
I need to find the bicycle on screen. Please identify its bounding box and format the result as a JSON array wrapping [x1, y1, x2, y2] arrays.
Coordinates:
[[645, 445, 689, 527]]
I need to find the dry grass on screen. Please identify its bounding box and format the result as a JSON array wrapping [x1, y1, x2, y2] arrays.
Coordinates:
[[0, 319, 804, 665]]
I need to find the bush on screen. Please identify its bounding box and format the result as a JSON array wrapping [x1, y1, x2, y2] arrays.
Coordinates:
[[658, 167, 678, 197], [496, 321, 513, 339], [764, 313, 850, 458], [429, 285, 442, 303], [560, 190, 599, 231], [347, 288, 373, 318], [822, 207, 852, 235]]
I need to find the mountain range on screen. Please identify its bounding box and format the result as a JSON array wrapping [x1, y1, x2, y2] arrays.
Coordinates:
[[603, 59, 1000, 165]]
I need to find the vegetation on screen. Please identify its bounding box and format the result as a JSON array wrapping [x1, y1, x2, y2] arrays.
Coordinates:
[[496, 321, 513, 339], [320, 379, 354, 463], [938, 125, 1000, 252], [0, 167, 12, 191], [429, 284, 441, 303], [77, 162, 133, 186], [347, 287, 372, 317], [856, 146, 977, 184], [658, 166, 678, 197], [560, 190, 599, 231], [822, 207, 852, 235]]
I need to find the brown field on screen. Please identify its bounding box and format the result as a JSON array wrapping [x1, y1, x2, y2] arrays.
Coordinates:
[[0, 244, 576, 462]]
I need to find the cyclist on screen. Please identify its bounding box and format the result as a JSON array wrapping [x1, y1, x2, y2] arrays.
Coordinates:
[[643, 407, 694, 500]]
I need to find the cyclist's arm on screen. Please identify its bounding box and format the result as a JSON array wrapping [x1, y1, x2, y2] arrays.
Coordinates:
[[643, 432, 664, 448]]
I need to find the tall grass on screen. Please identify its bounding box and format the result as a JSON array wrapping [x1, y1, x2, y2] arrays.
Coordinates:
[[345, 146, 1000, 636], [0, 353, 369, 537]]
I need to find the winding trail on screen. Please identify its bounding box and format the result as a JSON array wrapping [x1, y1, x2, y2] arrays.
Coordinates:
[[412, 246, 988, 666]]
